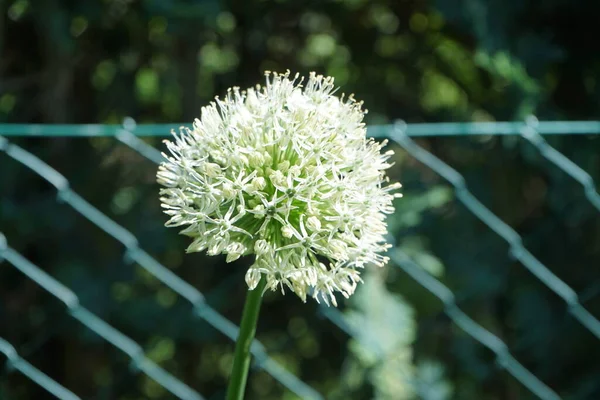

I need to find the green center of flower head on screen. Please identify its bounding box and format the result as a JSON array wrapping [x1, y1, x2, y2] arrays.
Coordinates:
[[157, 70, 402, 306]]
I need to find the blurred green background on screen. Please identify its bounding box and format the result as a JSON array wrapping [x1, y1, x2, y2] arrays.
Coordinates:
[[1, 0, 600, 399]]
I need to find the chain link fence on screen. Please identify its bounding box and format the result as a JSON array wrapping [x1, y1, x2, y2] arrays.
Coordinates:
[[2, 119, 600, 399]]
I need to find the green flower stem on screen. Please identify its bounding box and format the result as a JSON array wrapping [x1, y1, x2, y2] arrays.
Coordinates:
[[226, 277, 267, 400]]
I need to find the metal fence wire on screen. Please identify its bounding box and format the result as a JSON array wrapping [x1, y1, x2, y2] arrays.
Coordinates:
[[2, 118, 600, 400]]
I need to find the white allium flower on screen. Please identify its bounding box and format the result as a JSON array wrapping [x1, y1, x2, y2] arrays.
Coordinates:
[[157, 71, 402, 306]]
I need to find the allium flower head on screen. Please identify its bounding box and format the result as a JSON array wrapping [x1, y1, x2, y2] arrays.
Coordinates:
[[157, 71, 402, 306]]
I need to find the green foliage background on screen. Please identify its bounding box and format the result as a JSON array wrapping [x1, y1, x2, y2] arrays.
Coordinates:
[[1, 0, 600, 399]]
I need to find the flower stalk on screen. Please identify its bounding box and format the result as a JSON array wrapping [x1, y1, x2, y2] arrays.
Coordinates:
[[226, 277, 267, 400]]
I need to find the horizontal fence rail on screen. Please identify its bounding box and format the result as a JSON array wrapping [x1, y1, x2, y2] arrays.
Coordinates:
[[2, 119, 600, 400], [1, 120, 600, 137], [520, 117, 600, 212]]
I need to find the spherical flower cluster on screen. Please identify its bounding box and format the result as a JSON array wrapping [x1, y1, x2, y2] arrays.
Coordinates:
[[157, 71, 401, 306]]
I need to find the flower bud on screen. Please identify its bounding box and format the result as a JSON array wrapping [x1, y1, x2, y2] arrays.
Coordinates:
[[254, 239, 270, 255], [253, 204, 265, 218], [207, 238, 226, 256], [250, 177, 266, 192], [289, 165, 301, 177], [269, 170, 285, 187], [281, 225, 295, 238], [245, 268, 262, 290], [225, 242, 245, 263], [221, 182, 236, 199], [248, 152, 265, 168], [278, 160, 290, 173], [202, 162, 221, 177], [306, 216, 321, 232]]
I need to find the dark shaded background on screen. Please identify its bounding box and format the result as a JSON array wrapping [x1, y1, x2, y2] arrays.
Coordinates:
[[1, 0, 600, 399]]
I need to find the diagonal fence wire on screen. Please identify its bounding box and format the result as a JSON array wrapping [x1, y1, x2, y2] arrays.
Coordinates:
[[0, 135, 323, 400], [0, 335, 81, 400], [389, 121, 600, 341], [389, 249, 561, 400], [0, 234, 204, 400], [520, 116, 600, 212]]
